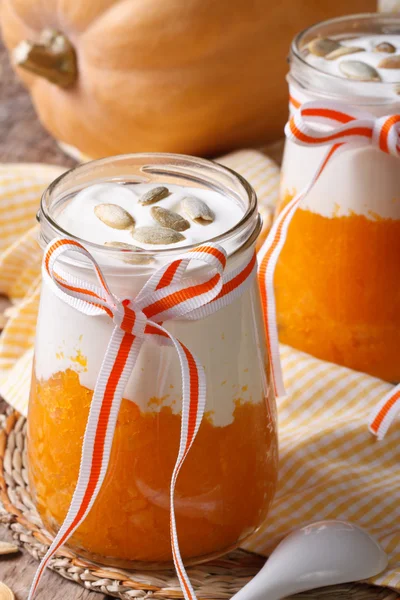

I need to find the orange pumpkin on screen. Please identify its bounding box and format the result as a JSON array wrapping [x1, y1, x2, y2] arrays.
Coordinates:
[[0, 0, 375, 159]]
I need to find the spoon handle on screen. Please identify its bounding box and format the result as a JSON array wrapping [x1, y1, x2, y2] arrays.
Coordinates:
[[232, 521, 388, 600], [233, 569, 290, 600]]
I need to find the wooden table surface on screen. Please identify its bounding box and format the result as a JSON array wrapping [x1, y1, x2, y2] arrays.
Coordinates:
[[0, 36, 109, 600]]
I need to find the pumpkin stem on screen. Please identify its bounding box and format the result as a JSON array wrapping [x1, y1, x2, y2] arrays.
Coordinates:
[[13, 29, 77, 88]]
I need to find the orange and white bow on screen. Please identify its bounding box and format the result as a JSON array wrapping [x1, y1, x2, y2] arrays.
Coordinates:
[[29, 237, 257, 600], [258, 100, 400, 439]]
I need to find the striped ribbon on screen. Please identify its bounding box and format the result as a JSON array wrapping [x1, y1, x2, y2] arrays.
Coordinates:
[[29, 237, 257, 600], [258, 99, 400, 440]]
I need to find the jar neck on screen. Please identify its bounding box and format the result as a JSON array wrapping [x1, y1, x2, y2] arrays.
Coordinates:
[[38, 153, 259, 270], [289, 60, 400, 112], [289, 12, 400, 111]]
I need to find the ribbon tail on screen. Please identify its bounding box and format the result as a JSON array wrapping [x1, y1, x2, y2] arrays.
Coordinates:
[[258, 194, 301, 397], [150, 324, 206, 600], [29, 327, 143, 600], [257, 143, 345, 398], [368, 383, 400, 440]]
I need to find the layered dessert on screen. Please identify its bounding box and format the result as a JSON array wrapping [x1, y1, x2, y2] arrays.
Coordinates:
[[277, 17, 400, 381], [28, 172, 278, 566]]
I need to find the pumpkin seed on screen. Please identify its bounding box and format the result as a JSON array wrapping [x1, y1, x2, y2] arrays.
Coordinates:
[[150, 206, 190, 231], [104, 241, 152, 265], [378, 54, 400, 69], [0, 542, 18, 556], [139, 186, 170, 205], [375, 41, 396, 54], [308, 37, 340, 57], [181, 196, 214, 224], [104, 241, 139, 250], [325, 46, 363, 60], [339, 60, 381, 81], [94, 204, 135, 230], [0, 582, 14, 600], [132, 226, 185, 245]]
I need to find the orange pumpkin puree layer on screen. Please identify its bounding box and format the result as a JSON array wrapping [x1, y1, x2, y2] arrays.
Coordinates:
[[28, 369, 278, 566], [275, 204, 400, 381]]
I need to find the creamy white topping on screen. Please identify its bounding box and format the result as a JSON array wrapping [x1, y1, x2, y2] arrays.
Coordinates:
[[306, 35, 400, 83], [57, 183, 244, 250], [284, 33, 400, 220], [281, 143, 400, 219]]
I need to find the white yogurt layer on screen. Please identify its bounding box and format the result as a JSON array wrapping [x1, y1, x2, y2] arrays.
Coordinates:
[[35, 268, 268, 427], [57, 183, 244, 250], [282, 32, 400, 220], [35, 183, 268, 427], [306, 35, 400, 83], [281, 142, 400, 220]]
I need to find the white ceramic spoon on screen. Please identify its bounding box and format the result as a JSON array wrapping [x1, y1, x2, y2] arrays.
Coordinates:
[[233, 521, 388, 600]]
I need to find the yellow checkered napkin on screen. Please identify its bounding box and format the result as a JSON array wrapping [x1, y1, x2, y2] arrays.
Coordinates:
[[0, 153, 399, 591]]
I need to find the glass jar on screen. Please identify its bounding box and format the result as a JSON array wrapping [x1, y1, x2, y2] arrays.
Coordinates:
[[277, 14, 400, 382], [28, 153, 278, 568]]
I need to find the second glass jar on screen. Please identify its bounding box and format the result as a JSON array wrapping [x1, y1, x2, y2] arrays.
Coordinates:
[[277, 13, 400, 382]]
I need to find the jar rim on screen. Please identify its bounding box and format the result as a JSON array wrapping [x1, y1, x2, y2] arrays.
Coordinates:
[[291, 12, 400, 93], [39, 152, 259, 260]]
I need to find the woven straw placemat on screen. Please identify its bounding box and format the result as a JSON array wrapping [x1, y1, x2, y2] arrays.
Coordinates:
[[0, 408, 397, 600]]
